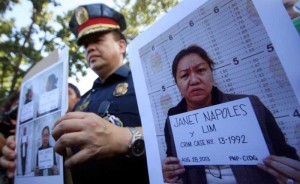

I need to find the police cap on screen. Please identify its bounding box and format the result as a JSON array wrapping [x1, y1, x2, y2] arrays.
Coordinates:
[[69, 3, 127, 45]]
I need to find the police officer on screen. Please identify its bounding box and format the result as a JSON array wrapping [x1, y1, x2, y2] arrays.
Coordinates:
[[1, 3, 149, 184], [52, 3, 149, 184]]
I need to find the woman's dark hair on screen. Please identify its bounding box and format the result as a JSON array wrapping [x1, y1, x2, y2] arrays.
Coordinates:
[[68, 83, 81, 98], [42, 126, 50, 136], [172, 45, 214, 82]]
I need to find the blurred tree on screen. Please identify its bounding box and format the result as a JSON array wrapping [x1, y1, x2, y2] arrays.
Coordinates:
[[0, 0, 19, 13], [0, 0, 179, 105], [115, 0, 179, 41], [0, 0, 83, 104]]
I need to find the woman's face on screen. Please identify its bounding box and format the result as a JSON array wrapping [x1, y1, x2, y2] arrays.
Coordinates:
[[42, 128, 50, 147], [68, 87, 80, 112], [176, 53, 213, 110]]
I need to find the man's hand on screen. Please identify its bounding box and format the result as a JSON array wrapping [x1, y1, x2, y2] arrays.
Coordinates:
[[0, 135, 16, 178], [52, 112, 132, 168], [162, 156, 185, 183], [0, 135, 5, 152], [257, 155, 300, 184]]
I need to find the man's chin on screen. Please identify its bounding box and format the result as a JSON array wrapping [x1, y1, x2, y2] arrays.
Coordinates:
[[90, 65, 103, 72]]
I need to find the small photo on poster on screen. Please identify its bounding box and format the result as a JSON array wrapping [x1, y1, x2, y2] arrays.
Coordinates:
[[16, 123, 33, 176], [32, 112, 61, 177], [20, 84, 35, 123], [36, 64, 63, 117]]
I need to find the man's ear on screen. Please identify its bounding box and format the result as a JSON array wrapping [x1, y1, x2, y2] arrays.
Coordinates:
[[119, 39, 127, 55]]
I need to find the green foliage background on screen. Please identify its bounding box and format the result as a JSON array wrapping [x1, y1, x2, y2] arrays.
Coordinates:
[[0, 0, 179, 106]]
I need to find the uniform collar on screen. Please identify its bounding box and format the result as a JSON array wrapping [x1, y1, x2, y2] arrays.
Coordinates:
[[113, 64, 130, 78], [92, 64, 130, 87]]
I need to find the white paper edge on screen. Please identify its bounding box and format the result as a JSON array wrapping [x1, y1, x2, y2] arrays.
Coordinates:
[[253, 0, 300, 103], [59, 46, 70, 115]]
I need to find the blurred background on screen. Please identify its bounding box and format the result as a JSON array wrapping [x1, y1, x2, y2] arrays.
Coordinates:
[[0, 0, 181, 102]]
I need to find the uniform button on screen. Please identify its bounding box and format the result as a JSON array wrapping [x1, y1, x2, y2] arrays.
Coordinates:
[[92, 89, 95, 93]]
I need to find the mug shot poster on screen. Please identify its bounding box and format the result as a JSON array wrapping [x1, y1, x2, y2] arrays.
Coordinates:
[[14, 48, 69, 184], [19, 62, 64, 123], [128, 0, 300, 183]]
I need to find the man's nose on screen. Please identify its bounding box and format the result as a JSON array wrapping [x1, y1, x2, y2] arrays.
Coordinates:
[[86, 43, 96, 54]]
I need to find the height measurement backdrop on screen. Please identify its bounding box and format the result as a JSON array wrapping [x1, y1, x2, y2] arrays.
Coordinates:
[[128, 0, 300, 183]]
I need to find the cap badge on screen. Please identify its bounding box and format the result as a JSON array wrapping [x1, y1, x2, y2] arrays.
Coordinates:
[[113, 83, 128, 96], [75, 7, 89, 25]]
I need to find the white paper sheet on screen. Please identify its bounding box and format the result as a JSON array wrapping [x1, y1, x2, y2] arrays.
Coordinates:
[[169, 98, 269, 165]]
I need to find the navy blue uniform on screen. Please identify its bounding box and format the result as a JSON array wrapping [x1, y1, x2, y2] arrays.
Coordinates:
[[72, 65, 149, 184]]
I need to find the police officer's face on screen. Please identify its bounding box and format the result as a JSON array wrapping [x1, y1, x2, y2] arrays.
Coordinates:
[[176, 53, 213, 110], [84, 32, 126, 79]]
